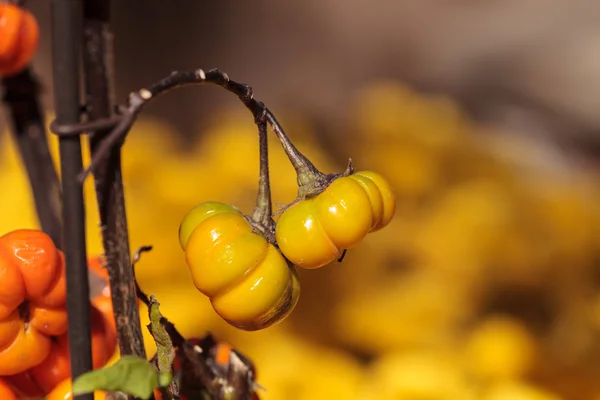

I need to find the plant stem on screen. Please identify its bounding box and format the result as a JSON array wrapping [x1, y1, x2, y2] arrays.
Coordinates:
[[263, 110, 324, 187], [265, 111, 355, 199], [82, 0, 146, 360], [50, 0, 94, 397], [76, 69, 335, 201], [250, 119, 276, 241], [1, 69, 63, 247]]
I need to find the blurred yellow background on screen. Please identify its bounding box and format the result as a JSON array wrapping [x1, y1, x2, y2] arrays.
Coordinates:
[[1, 81, 599, 400]]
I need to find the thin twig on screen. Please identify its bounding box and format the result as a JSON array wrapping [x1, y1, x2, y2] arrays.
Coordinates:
[[1, 68, 63, 247], [131, 246, 184, 346], [78, 69, 316, 183], [131, 246, 153, 308], [49, 115, 123, 136], [132, 245, 154, 266], [81, 0, 146, 361]]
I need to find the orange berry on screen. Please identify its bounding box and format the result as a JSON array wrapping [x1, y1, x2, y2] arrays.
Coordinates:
[[0, 324, 51, 375], [0, 4, 39, 76], [0, 230, 67, 375], [0, 377, 18, 400]]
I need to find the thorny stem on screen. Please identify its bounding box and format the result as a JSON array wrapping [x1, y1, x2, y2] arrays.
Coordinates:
[[1, 69, 63, 247], [82, 0, 146, 362], [249, 117, 276, 243]]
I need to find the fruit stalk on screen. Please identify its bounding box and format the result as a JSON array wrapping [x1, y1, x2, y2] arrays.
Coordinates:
[[264, 111, 322, 185], [50, 0, 95, 394], [81, 0, 147, 362], [250, 119, 276, 242], [265, 111, 354, 199]]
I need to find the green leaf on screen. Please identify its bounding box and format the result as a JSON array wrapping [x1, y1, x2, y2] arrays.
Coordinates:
[[72, 355, 172, 399]]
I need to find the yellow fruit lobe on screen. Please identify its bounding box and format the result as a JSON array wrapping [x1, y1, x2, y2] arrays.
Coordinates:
[[212, 245, 300, 330], [354, 170, 396, 231], [178, 201, 239, 250], [185, 212, 267, 297], [313, 177, 373, 249], [184, 210, 299, 330], [275, 200, 341, 269]]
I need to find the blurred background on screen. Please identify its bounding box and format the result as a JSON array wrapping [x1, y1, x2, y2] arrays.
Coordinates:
[[1, 1, 600, 399]]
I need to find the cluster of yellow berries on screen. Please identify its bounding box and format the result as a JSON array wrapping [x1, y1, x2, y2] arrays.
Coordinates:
[[176, 104, 397, 331], [0, 80, 598, 399]]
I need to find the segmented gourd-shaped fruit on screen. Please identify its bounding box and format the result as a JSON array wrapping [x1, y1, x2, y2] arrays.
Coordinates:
[[179, 202, 300, 331]]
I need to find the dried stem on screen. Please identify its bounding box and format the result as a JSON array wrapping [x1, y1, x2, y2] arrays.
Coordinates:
[[262, 109, 324, 188], [250, 117, 276, 243], [75, 69, 353, 203], [76, 69, 324, 192], [81, 0, 146, 361], [50, 0, 94, 396], [1, 69, 63, 247]]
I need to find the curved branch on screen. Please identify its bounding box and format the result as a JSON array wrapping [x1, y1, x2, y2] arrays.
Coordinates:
[[78, 69, 319, 183]]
